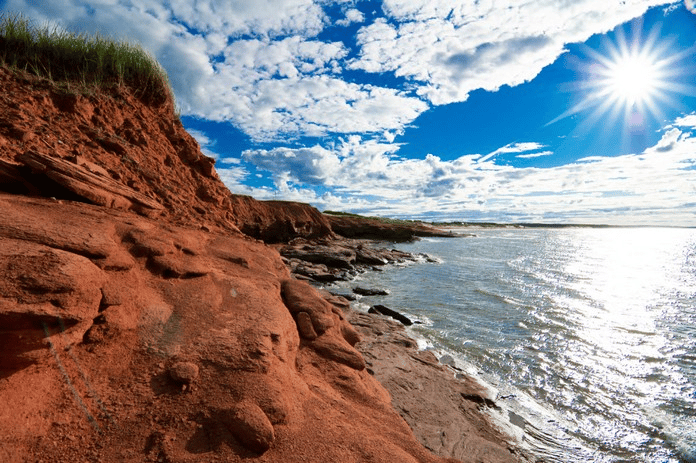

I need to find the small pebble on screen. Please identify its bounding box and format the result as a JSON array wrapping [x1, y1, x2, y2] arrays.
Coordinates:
[[168, 362, 199, 384]]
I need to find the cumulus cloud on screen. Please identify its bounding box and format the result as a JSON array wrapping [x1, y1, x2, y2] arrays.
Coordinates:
[[336, 8, 365, 27], [654, 127, 684, 152], [673, 113, 696, 127], [4, 0, 676, 143], [350, 0, 673, 104], [3, 0, 427, 142], [244, 119, 696, 225]]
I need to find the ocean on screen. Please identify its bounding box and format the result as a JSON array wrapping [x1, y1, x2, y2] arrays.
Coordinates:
[[332, 227, 696, 463]]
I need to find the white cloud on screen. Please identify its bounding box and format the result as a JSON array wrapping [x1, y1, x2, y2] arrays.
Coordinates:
[[336, 8, 364, 27], [479, 142, 551, 162], [4, 1, 427, 142], [5, 0, 691, 225], [350, 0, 675, 105], [673, 113, 696, 127], [5, 0, 677, 143], [244, 124, 696, 225], [517, 151, 554, 159], [654, 127, 685, 152], [494, 142, 548, 154]]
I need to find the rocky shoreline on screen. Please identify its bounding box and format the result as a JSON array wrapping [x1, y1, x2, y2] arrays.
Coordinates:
[[0, 65, 532, 463], [278, 238, 534, 463]]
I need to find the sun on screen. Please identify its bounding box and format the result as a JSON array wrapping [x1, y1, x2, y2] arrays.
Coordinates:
[[547, 20, 688, 134], [585, 24, 673, 124], [602, 52, 662, 108]]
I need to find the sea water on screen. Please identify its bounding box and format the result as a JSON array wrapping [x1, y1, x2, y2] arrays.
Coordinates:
[[334, 228, 696, 463]]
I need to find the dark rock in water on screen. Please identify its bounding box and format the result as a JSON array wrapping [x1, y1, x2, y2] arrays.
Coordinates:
[[353, 287, 390, 296], [329, 291, 357, 301], [355, 245, 389, 266], [368, 304, 413, 326], [280, 244, 356, 269]]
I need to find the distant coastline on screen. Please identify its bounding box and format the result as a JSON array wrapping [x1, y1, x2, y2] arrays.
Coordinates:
[[324, 210, 695, 230]]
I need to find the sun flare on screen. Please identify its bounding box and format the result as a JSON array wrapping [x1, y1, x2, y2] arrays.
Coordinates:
[[590, 31, 671, 119], [548, 23, 688, 134], [603, 52, 662, 107]]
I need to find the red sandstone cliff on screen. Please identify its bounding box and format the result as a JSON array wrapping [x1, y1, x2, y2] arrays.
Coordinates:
[[0, 65, 334, 242], [0, 66, 451, 463], [0, 66, 525, 463]]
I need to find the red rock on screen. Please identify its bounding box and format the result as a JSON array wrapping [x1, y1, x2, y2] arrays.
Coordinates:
[[227, 400, 275, 454], [0, 65, 526, 463], [296, 311, 318, 340], [0, 237, 105, 368], [18, 150, 164, 217], [168, 361, 199, 384]]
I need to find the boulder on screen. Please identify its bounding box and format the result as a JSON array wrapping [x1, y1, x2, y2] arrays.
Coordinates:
[[280, 244, 356, 269], [354, 287, 390, 296], [368, 304, 413, 326], [168, 361, 199, 385], [226, 400, 275, 454], [281, 279, 366, 370]]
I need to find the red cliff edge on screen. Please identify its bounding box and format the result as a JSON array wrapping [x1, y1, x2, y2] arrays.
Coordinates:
[[0, 66, 529, 463]]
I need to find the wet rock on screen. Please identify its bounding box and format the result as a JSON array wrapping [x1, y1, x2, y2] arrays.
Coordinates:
[[329, 291, 357, 301], [368, 304, 413, 326], [280, 244, 356, 269], [227, 400, 275, 454], [292, 261, 345, 283], [355, 245, 389, 266], [354, 287, 390, 296]]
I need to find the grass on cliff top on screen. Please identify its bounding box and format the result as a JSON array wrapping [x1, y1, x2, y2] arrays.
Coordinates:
[[0, 13, 173, 105]]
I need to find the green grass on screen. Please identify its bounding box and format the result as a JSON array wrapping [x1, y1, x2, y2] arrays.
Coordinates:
[[0, 13, 173, 105]]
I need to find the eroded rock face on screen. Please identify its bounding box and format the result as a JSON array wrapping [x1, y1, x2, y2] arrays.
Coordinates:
[[0, 67, 490, 463], [0, 237, 105, 369], [0, 67, 339, 243], [228, 196, 335, 243], [325, 214, 456, 242], [281, 279, 365, 371], [18, 150, 164, 217], [0, 193, 458, 463]]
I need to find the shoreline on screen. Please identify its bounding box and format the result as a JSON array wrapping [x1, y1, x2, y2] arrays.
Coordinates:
[[350, 308, 533, 463], [281, 236, 535, 462]]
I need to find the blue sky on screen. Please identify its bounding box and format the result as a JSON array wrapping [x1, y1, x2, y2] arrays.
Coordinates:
[[3, 1, 696, 225]]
